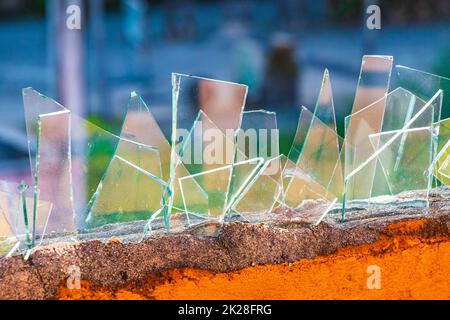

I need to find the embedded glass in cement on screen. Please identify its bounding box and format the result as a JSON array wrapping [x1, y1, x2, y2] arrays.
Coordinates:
[[343, 88, 442, 217]]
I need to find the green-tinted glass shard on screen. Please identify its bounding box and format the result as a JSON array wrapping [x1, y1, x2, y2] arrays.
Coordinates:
[[0, 180, 53, 255], [351, 55, 393, 115], [343, 89, 442, 215], [369, 127, 434, 196], [179, 158, 262, 224], [86, 142, 165, 228], [314, 69, 337, 130], [395, 65, 448, 121], [287, 107, 313, 164], [170, 74, 248, 221], [280, 156, 337, 225], [297, 106, 344, 199], [231, 155, 283, 221], [230, 110, 281, 220], [344, 87, 424, 203]]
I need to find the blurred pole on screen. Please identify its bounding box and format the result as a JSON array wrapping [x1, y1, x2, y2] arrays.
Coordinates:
[[54, 0, 86, 117], [89, 0, 108, 118]]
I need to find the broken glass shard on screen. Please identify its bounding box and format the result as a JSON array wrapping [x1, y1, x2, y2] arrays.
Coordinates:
[[85, 144, 165, 228], [351, 55, 393, 115], [179, 158, 263, 225], [343, 88, 442, 216], [169, 73, 248, 223], [296, 106, 344, 199], [231, 155, 283, 222], [280, 156, 337, 225]]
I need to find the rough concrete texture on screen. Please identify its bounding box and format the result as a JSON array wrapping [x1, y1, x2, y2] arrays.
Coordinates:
[[1, 189, 450, 300]]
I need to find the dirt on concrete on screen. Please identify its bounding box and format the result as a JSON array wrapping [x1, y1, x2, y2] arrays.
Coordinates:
[[1, 190, 450, 300]]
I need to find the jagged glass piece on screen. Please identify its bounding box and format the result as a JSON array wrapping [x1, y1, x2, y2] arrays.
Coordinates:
[[172, 109, 263, 229], [0, 183, 20, 256], [344, 88, 418, 203], [179, 158, 263, 225], [121, 92, 171, 181], [169, 73, 248, 222], [0, 181, 52, 256], [23, 89, 74, 235], [343, 56, 393, 205], [287, 106, 312, 164], [231, 155, 283, 222], [280, 156, 337, 225], [314, 69, 338, 129], [225, 157, 264, 213], [437, 148, 450, 185], [230, 110, 281, 220], [85, 144, 165, 228], [70, 115, 119, 226], [434, 118, 450, 186], [296, 106, 344, 199], [395, 66, 448, 186], [236, 110, 279, 161], [79, 117, 166, 228], [23, 88, 168, 234], [437, 118, 450, 153], [343, 88, 443, 215], [118, 92, 190, 232], [395, 65, 449, 114], [351, 55, 393, 115], [368, 127, 435, 200]]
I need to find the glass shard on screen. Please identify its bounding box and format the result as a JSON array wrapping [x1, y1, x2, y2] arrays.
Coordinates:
[[351, 55, 393, 115], [230, 110, 281, 221], [280, 156, 337, 225], [296, 106, 344, 199], [169, 73, 248, 223], [0, 180, 52, 256], [343, 88, 442, 215], [86, 146, 165, 228], [231, 155, 283, 222], [179, 158, 263, 225]]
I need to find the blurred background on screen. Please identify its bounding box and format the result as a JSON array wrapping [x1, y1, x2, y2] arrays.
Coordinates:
[[0, 0, 449, 183]]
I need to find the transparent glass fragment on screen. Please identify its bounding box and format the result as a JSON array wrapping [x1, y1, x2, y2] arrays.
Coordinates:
[[287, 106, 313, 164], [0, 181, 53, 255], [170, 109, 244, 231], [437, 148, 450, 185], [344, 89, 442, 213], [36, 110, 74, 233], [23, 88, 168, 234], [351, 55, 393, 115], [396, 66, 448, 185], [170, 73, 248, 221], [369, 127, 434, 199], [179, 158, 263, 225], [314, 69, 338, 130], [0, 184, 19, 256], [86, 140, 165, 228], [344, 87, 427, 203], [23, 88, 75, 235], [280, 156, 337, 225], [296, 106, 344, 199], [395, 65, 449, 115], [230, 110, 282, 221], [434, 119, 450, 186], [231, 156, 282, 222]]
